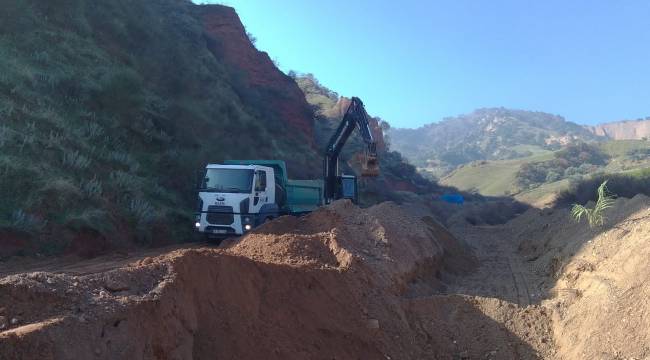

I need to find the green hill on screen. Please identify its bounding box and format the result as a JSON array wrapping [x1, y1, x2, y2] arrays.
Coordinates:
[[389, 108, 600, 178], [0, 1, 321, 256]]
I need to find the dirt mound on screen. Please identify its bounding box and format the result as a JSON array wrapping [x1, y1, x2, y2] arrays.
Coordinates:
[[0, 200, 479, 359], [10, 195, 647, 359], [510, 194, 650, 359]]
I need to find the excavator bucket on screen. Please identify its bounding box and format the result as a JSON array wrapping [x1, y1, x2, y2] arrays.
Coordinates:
[[361, 153, 380, 177]]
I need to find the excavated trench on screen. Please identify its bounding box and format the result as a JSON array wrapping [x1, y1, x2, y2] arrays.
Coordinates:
[[1, 197, 649, 359]]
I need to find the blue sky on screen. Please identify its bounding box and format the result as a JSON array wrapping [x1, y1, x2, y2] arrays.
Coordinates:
[[199, 1, 650, 128]]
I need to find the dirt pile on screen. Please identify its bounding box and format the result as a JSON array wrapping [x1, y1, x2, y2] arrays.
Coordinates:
[[511, 194, 650, 359], [0, 200, 480, 359], [6, 195, 646, 359]]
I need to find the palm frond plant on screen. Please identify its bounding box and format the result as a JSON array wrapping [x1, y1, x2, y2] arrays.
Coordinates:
[[570, 180, 616, 228]]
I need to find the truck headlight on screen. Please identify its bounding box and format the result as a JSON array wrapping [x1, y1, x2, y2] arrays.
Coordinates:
[[195, 222, 201, 228], [244, 224, 252, 231]]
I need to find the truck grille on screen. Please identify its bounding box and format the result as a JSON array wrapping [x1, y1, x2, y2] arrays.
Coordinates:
[[206, 205, 234, 225]]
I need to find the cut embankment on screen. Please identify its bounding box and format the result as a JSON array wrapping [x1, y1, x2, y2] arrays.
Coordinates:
[[512, 194, 650, 359]]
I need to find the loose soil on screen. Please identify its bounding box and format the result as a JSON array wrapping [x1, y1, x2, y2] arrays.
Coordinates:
[[1, 196, 648, 359]]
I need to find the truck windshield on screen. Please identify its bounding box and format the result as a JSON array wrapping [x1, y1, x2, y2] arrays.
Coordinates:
[[202, 169, 253, 193]]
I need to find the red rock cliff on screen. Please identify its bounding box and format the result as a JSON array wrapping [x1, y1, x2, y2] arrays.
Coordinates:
[[197, 5, 314, 140]]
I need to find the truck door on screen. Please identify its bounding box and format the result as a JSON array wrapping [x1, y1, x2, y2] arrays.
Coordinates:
[[252, 170, 269, 213]]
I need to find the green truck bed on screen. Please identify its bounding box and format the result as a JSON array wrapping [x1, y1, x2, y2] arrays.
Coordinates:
[[285, 179, 324, 214], [223, 159, 324, 214]]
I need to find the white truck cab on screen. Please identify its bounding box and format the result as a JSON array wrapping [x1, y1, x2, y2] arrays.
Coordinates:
[[195, 164, 278, 237]]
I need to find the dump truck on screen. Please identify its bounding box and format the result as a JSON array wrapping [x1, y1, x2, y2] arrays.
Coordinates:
[[195, 97, 378, 238]]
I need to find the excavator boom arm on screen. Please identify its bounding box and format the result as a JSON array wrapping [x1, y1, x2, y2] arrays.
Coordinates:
[[323, 97, 379, 203]]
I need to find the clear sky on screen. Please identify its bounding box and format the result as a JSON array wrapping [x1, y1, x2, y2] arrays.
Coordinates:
[[198, 0, 650, 128]]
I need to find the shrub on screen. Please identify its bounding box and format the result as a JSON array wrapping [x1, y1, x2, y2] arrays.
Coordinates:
[[10, 209, 47, 233], [109, 170, 142, 192], [62, 149, 91, 169], [0, 125, 14, 148], [77, 122, 104, 139], [545, 170, 562, 183], [128, 198, 156, 226], [557, 169, 650, 206], [570, 181, 615, 228], [105, 151, 140, 172], [46, 130, 64, 149], [81, 177, 103, 199]]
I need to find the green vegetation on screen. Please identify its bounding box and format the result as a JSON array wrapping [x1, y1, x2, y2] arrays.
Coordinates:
[[440, 152, 554, 196], [557, 167, 650, 206], [570, 181, 615, 228], [516, 142, 608, 189], [0, 0, 319, 255], [441, 139, 650, 205]]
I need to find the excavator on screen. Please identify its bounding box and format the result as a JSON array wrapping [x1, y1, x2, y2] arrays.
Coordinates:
[[195, 96, 379, 237], [323, 96, 379, 203]]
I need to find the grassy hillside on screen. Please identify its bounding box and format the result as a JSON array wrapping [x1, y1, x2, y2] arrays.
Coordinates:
[[440, 152, 554, 196], [441, 140, 650, 206], [0, 0, 320, 256]]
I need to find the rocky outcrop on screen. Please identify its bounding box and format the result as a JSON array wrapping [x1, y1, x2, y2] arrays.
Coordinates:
[[586, 119, 650, 140], [197, 5, 314, 139]]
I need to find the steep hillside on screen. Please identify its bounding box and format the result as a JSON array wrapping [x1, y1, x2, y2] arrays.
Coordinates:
[[0, 1, 320, 257], [586, 118, 650, 140], [294, 74, 437, 200], [199, 6, 314, 139], [389, 108, 600, 177]]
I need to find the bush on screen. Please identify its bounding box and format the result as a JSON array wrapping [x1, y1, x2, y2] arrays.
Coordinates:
[[627, 148, 650, 161], [128, 198, 156, 225], [9, 209, 47, 233], [81, 177, 103, 199], [557, 168, 650, 206], [62, 149, 91, 169]]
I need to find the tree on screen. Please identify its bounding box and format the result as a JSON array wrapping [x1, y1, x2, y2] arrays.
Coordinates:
[[546, 170, 561, 183], [246, 31, 257, 46]]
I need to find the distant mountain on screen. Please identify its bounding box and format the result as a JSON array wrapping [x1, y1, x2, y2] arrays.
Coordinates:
[[585, 118, 650, 140], [389, 108, 601, 177]]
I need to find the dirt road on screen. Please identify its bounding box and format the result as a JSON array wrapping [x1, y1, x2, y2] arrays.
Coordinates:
[[0, 242, 212, 277], [445, 225, 539, 306]]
